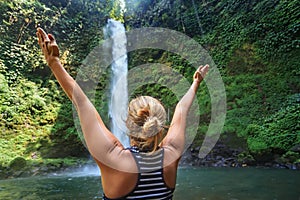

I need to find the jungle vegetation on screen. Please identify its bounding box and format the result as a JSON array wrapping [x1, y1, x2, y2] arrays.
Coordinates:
[[0, 0, 299, 172]]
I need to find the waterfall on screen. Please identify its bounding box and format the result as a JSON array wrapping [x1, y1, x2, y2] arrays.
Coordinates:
[[104, 19, 130, 147]]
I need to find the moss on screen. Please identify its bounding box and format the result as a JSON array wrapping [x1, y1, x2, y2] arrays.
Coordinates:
[[245, 95, 300, 155], [9, 157, 27, 171], [280, 151, 300, 164], [237, 152, 254, 163]]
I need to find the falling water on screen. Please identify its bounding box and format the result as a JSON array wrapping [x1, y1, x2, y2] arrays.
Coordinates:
[[104, 19, 130, 147]]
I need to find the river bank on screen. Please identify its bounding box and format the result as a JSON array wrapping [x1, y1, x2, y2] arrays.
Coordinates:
[[0, 157, 94, 179], [180, 140, 300, 170], [1, 141, 299, 180]]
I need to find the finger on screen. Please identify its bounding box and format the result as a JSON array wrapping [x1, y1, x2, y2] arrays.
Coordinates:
[[48, 34, 57, 46], [204, 64, 210, 71], [45, 41, 51, 54], [36, 32, 44, 49], [200, 65, 209, 77], [37, 28, 45, 43], [197, 65, 203, 72], [48, 34, 55, 42], [36, 31, 42, 43], [37, 27, 50, 43], [37, 28, 55, 55], [36, 32, 41, 44], [48, 34, 59, 57], [200, 64, 209, 70]]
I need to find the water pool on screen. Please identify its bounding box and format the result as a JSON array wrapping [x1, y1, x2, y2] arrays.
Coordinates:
[[0, 167, 299, 199]]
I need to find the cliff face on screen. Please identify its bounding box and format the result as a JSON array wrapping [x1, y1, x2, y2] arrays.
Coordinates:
[[0, 0, 299, 177], [123, 0, 300, 167]]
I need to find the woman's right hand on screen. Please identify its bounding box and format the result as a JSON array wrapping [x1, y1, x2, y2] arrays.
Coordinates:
[[193, 64, 209, 84], [36, 27, 60, 66]]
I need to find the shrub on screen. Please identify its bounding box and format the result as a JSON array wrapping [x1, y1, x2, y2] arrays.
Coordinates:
[[245, 94, 300, 154]]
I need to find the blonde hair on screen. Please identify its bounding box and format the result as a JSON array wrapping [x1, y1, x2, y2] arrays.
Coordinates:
[[126, 96, 167, 152]]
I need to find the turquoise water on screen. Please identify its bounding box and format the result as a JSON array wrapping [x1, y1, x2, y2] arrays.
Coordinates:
[[0, 167, 299, 200]]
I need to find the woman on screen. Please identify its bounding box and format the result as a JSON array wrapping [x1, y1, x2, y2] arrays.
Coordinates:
[[37, 27, 209, 199]]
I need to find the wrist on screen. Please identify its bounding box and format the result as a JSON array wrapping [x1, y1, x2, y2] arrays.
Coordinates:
[[192, 80, 200, 92], [193, 78, 202, 85], [47, 57, 61, 68]]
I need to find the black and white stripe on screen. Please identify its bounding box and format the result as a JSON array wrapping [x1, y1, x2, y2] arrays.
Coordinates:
[[125, 147, 174, 200], [103, 147, 174, 200]]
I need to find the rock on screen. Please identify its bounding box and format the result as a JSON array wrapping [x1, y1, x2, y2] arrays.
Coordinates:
[[9, 157, 27, 171], [179, 139, 300, 170], [290, 144, 300, 153]]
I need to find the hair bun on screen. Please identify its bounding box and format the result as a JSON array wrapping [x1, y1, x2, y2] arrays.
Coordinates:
[[134, 107, 150, 126], [126, 96, 167, 139], [143, 116, 160, 137], [137, 107, 150, 118]]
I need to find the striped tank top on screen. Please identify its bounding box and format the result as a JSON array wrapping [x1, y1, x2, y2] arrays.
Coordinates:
[[103, 147, 174, 200]]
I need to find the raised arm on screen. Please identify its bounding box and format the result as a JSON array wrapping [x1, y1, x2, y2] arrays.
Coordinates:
[[36, 28, 130, 169], [161, 65, 209, 160]]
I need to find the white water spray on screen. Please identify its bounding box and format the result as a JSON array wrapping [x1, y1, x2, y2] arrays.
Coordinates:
[[104, 19, 130, 147]]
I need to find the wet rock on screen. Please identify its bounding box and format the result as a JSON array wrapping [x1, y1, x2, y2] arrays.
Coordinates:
[[9, 157, 27, 171], [290, 144, 300, 153], [180, 140, 300, 170]]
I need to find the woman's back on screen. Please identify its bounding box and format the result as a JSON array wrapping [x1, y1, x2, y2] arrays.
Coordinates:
[[99, 147, 177, 200]]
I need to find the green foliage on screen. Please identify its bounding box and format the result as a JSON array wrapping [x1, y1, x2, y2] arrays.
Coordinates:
[[0, 0, 299, 169], [125, 0, 299, 162], [178, 0, 299, 68], [0, 0, 110, 167], [223, 70, 298, 136], [108, 0, 125, 23], [0, 0, 59, 83], [245, 94, 300, 154], [9, 156, 27, 171], [237, 151, 255, 163], [0, 78, 59, 127], [280, 151, 300, 164], [0, 76, 62, 165], [248, 0, 300, 60]]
